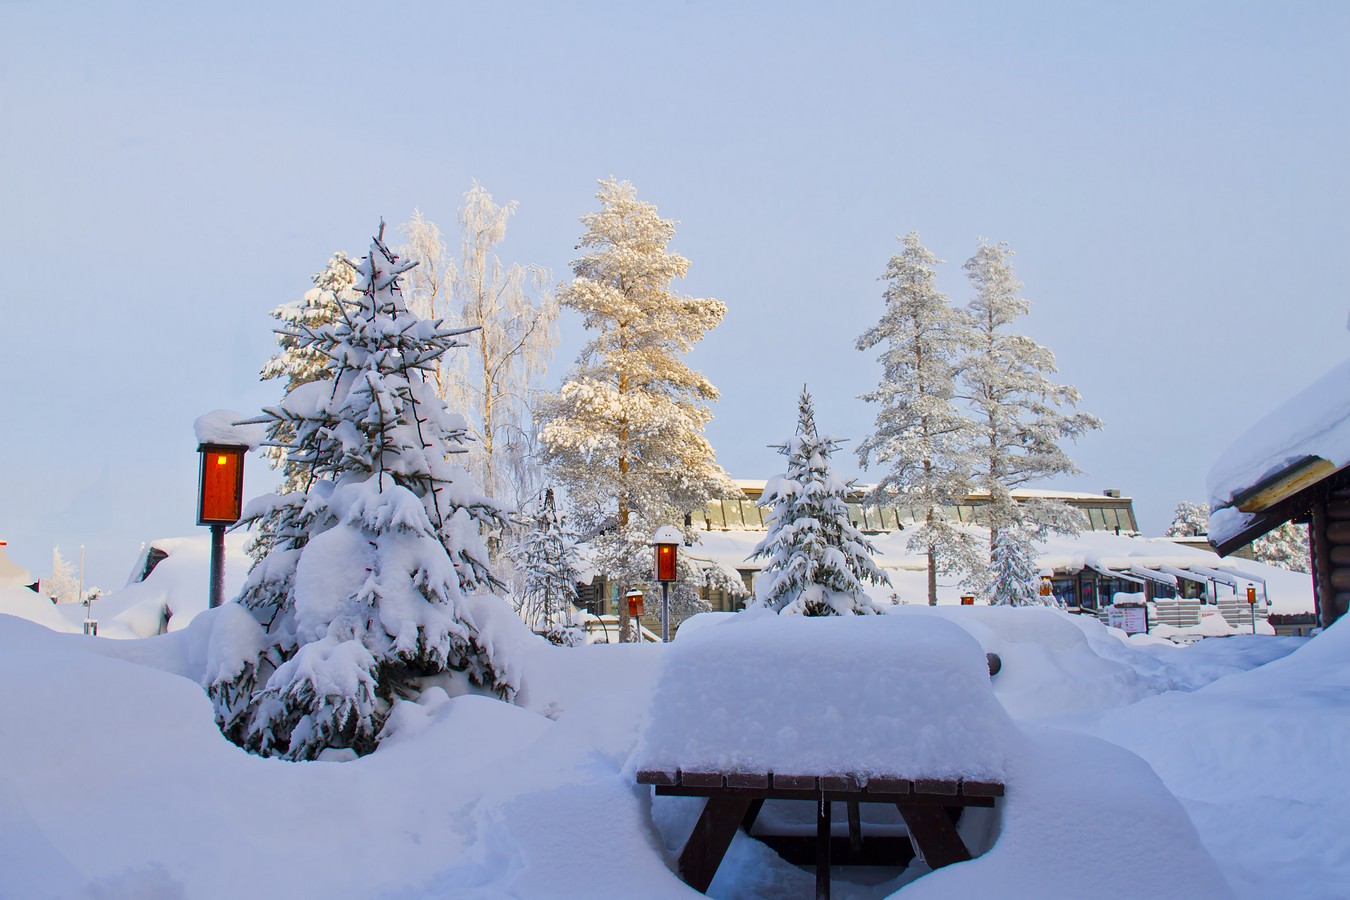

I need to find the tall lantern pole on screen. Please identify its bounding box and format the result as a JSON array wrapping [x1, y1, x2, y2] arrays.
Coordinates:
[[653, 525, 682, 643]]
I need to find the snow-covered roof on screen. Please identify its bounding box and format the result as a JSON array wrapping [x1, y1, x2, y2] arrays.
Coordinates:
[[1207, 356, 1350, 549], [688, 525, 1314, 617], [728, 477, 1126, 503]]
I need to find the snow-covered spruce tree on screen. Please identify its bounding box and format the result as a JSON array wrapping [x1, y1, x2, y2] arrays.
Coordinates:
[[260, 252, 358, 492], [1165, 500, 1211, 538], [958, 240, 1101, 603], [538, 178, 737, 641], [510, 487, 585, 646], [44, 547, 79, 603], [857, 232, 981, 606], [750, 387, 890, 616], [988, 523, 1042, 607], [401, 185, 558, 517], [1252, 522, 1311, 574], [209, 223, 514, 761]]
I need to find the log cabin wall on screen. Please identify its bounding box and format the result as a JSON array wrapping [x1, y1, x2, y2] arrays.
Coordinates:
[[1314, 486, 1350, 627]]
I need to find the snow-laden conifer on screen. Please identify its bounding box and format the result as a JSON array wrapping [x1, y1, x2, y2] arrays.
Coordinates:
[[538, 178, 736, 640], [1253, 522, 1310, 574], [857, 232, 981, 605], [259, 252, 357, 492], [44, 547, 79, 603], [750, 388, 889, 616], [510, 487, 584, 646], [988, 524, 1042, 607], [1165, 500, 1211, 538], [959, 240, 1101, 601], [209, 223, 514, 761]]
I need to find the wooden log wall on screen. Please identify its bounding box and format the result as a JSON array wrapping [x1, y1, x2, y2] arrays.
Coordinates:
[[1313, 487, 1350, 628]]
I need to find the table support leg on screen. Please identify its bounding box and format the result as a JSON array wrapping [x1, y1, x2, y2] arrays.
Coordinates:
[[816, 796, 831, 900], [679, 796, 752, 894], [895, 799, 972, 870]]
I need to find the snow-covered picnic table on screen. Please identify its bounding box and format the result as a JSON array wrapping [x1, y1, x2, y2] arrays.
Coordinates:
[[631, 613, 1017, 896]]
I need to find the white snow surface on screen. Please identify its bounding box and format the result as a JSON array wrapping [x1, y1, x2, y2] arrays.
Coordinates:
[[2, 595, 1341, 898], [192, 408, 267, 449], [634, 611, 1014, 781], [1207, 356, 1350, 543]]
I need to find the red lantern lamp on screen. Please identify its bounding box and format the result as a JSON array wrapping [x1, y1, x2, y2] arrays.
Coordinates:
[[197, 444, 246, 525], [626, 589, 645, 619], [653, 525, 682, 583]]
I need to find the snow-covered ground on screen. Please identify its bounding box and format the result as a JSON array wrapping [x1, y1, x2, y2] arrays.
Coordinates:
[[2, 593, 1345, 898]]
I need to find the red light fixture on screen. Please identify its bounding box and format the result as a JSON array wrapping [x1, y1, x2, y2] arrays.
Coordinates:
[[197, 444, 246, 525]]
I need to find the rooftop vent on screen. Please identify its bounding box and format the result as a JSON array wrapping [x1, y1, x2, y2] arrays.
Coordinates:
[[1103, 488, 1121, 498]]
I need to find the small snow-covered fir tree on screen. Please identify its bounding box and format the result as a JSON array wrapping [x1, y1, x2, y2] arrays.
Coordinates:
[[209, 223, 514, 761], [260, 252, 358, 491], [1252, 522, 1311, 574], [959, 240, 1100, 592], [538, 178, 737, 640], [510, 488, 584, 646], [988, 524, 1043, 607], [750, 388, 889, 616], [1165, 501, 1211, 538], [44, 547, 79, 603], [857, 232, 981, 605]]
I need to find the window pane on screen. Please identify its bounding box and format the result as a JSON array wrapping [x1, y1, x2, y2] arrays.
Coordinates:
[[705, 500, 725, 529], [723, 498, 744, 529], [1089, 508, 1107, 530]]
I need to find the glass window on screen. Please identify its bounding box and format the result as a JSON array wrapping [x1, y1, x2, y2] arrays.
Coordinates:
[[723, 498, 744, 529], [863, 506, 882, 532], [744, 501, 767, 529], [705, 500, 725, 530], [1119, 508, 1138, 532], [848, 504, 866, 528], [1089, 508, 1107, 530]]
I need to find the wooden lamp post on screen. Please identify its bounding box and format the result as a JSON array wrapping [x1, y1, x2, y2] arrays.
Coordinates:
[[653, 525, 682, 643], [197, 443, 247, 608]]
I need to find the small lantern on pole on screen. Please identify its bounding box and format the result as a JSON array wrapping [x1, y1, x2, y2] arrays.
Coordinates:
[[626, 589, 645, 621], [1246, 584, 1258, 634], [960, 594, 975, 606], [653, 525, 682, 643], [194, 410, 260, 611]]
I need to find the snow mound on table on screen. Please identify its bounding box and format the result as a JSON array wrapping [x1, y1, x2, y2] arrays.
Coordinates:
[[633, 612, 1015, 782]]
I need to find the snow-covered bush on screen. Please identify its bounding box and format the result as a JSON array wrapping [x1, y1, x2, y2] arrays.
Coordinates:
[[510, 487, 584, 645], [209, 223, 515, 761], [749, 387, 889, 615]]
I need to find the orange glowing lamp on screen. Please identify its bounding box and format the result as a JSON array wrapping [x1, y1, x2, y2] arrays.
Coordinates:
[[1246, 585, 1257, 605], [197, 444, 246, 525], [653, 525, 682, 583], [626, 589, 645, 618]]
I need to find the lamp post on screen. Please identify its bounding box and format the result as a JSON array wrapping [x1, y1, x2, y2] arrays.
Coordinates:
[[197, 443, 247, 608], [626, 588, 645, 641], [653, 525, 682, 642]]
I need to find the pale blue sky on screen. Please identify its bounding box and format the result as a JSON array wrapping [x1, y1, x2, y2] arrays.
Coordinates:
[[2, 1, 1347, 587]]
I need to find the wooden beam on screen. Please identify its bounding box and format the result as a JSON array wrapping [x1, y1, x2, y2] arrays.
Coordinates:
[[678, 796, 752, 894], [896, 799, 972, 869], [816, 796, 831, 900]]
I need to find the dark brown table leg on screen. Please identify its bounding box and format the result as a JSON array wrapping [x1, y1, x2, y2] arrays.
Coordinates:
[[679, 796, 752, 893], [816, 797, 831, 900], [742, 797, 765, 833], [895, 799, 972, 869], [846, 800, 862, 853]]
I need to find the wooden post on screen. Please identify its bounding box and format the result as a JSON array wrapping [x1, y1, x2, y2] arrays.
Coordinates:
[[678, 796, 751, 894], [816, 795, 831, 900], [896, 799, 972, 870]]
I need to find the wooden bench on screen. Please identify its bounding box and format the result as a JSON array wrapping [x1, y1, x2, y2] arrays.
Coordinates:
[[637, 768, 1004, 898]]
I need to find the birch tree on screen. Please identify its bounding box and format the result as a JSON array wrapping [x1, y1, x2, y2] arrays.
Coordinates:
[[857, 232, 980, 605], [400, 184, 557, 512], [959, 239, 1101, 603], [538, 178, 736, 641]]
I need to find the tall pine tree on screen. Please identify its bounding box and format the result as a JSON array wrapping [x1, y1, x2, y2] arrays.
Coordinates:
[[750, 388, 889, 616], [959, 240, 1101, 604], [857, 232, 981, 605], [538, 178, 736, 641], [209, 223, 513, 761]]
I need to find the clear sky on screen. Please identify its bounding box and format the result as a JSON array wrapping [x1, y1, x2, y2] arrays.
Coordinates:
[[2, 1, 1347, 588]]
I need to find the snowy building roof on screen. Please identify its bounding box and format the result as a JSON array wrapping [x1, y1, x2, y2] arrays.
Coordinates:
[[1207, 357, 1350, 552]]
